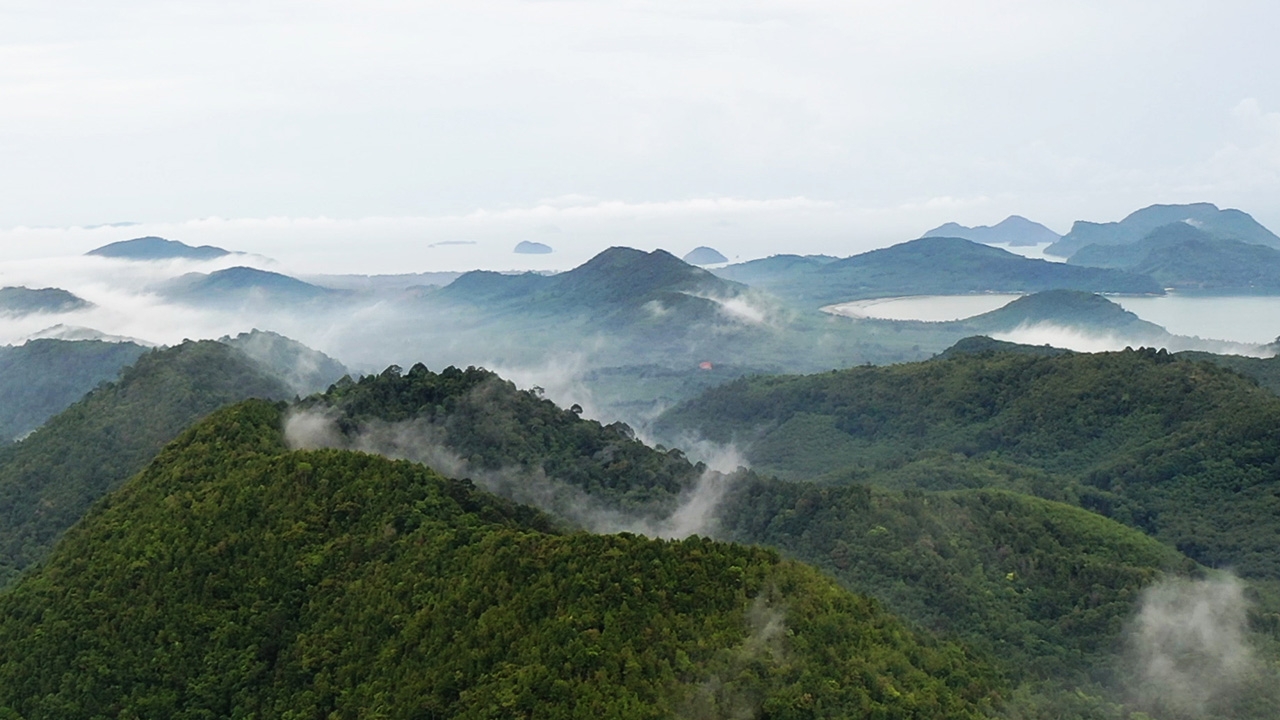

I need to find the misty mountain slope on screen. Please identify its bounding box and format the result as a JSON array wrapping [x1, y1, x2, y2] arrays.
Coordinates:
[[0, 340, 292, 587], [720, 477, 1191, 675], [85, 236, 233, 260], [923, 215, 1060, 246], [297, 363, 702, 516], [958, 290, 1169, 337], [1070, 222, 1280, 292], [0, 286, 91, 316], [440, 247, 752, 323], [160, 266, 346, 307], [219, 329, 349, 395], [710, 253, 838, 286], [0, 339, 148, 442], [0, 400, 997, 719], [720, 237, 1163, 307], [656, 347, 1280, 578], [289, 363, 1280, 717], [1047, 202, 1280, 258]]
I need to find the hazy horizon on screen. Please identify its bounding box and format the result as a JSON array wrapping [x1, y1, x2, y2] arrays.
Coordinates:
[[3, 2, 1279, 274]]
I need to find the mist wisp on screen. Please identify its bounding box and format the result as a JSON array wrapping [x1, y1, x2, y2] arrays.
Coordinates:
[[284, 409, 738, 539], [1125, 574, 1268, 718]]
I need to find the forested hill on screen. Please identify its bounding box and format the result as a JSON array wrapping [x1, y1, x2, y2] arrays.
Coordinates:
[[301, 363, 701, 516], [656, 346, 1280, 579], [0, 400, 997, 719], [0, 339, 148, 442], [0, 340, 292, 587]]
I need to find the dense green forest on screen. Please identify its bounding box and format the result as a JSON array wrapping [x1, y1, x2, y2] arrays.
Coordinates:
[[656, 347, 1280, 580], [0, 339, 147, 442], [0, 400, 997, 719], [0, 340, 291, 586], [305, 363, 701, 514], [295, 362, 1280, 718]]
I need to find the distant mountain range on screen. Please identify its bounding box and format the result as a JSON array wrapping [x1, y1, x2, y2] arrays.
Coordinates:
[[1068, 222, 1280, 293], [86, 236, 235, 261], [715, 237, 1162, 306], [1047, 202, 1280, 257], [922, 215, 1061, 246]]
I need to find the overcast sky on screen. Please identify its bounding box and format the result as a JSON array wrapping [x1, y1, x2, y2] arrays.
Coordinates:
[[3, 1, 1279, 273]]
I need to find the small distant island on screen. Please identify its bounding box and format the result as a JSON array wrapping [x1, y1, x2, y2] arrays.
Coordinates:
[[514, 241, 553, 254], [86, 237, 233, 261], [682, 246, 728, 265]]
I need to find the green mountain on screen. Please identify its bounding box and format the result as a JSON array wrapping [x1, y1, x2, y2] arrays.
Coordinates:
[[220, 329, 349, 396], [1070, 223, 1280, 293], [0, 287, 90, 316], [86, 236, 233, 260], [656, 347, 1280, 579], [959, 290, 1168, 337], [1047, 203, 1280, 258], [0, 339, 148, 442], [716, 237, 1162, 307], [923, 215, 1060, 246], [0, 341, 292, 587], [278, 364, 1280, 717], [0, 400, 997, 719]]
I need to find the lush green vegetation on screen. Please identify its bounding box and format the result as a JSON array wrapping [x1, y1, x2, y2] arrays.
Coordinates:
[[0, 339, 147, 442], [0, 400, 998, 719], [656, 347, 1280, 579], [0, 340, 291, 587], [308, 363, 701, 512]]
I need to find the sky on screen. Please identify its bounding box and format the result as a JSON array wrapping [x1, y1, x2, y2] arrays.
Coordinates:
[[3, 0, 1279, 274]]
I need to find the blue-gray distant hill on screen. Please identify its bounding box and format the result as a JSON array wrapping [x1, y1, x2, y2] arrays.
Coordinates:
[[711, 254, 838, 286], [956, 290, 1169, 339], [442, 247, 748, 323], [86, 236, 234, 261], [160, 267, 345, 307], [923, 215, 1060, 247], [1069, 222, 1280, 293], [0, 287, 91, 316], [715, 237, 1162, 307], [682, 246, 728, 265], [1046, 203, 1280, 258]]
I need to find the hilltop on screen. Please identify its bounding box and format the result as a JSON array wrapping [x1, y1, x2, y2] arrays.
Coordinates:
[[161, 266, 343, 306], [85, 236, 234, 260], [1047, 203, 1280, 258], [0, 287, 91, 316], [923, 215, 1060, 246]]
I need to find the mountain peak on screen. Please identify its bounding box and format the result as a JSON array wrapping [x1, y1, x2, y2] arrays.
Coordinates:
[[922, 215, 1060, 246], [86, 237, 233, 261]]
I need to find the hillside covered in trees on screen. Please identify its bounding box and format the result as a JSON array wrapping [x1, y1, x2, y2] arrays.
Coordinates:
[[0, 341, 293, 586], [0, 401, 997, 719]]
